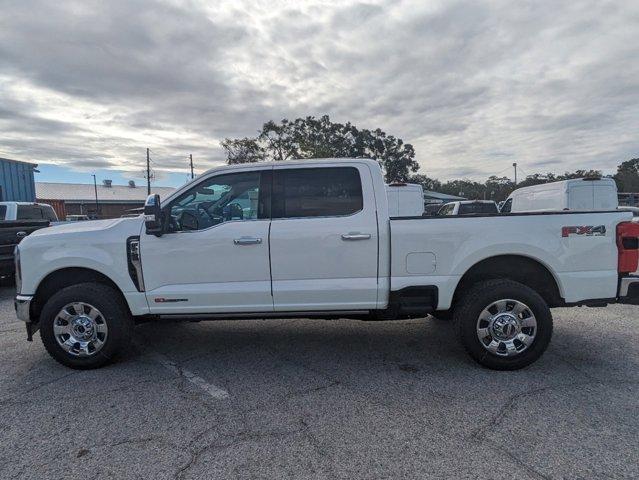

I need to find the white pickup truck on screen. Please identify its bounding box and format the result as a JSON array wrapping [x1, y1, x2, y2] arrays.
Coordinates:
[[14, 159, 639, 370]]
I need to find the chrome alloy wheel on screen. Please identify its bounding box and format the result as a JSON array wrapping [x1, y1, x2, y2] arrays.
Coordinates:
[[53, 302, 108, 357], [476, 299, 537, 357]]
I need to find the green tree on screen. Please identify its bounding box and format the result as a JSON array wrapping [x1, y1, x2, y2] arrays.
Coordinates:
[[221, 115, 419, 182], [439, 179, 486, 200], [614, 159, 639, 192], [219, 137, 265, 164], [558, 169, 602, 180], [258, 119, 299, 161], [485, 176, 515, 200], [408, 174, 442, 192], [517, 170, 602, 189], [517, 173, 558, 188]]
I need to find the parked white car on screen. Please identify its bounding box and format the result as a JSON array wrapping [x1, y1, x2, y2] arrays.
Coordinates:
[[385, 183, 424, 217], [438, 200, 499, 216], [13, 158, 639, 371], [501, 177, 618, 213]]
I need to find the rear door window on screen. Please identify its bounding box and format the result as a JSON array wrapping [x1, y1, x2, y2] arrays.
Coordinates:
[[272, 167, 363, 218], [458, 203, 498, 215], [16, 205, 43, 219]]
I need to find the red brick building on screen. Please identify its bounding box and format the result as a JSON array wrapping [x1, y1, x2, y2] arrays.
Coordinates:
[[36, 180, 175, 220]]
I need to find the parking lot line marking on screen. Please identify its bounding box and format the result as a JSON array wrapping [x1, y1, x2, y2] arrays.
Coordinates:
[[149, 352, 230, 400]]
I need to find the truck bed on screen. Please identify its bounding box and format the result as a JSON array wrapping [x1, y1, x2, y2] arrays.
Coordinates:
[[389, 210, 630, 310]]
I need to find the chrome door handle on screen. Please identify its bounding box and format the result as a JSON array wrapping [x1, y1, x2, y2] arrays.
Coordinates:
[[233, 236, 262, 245], [16, 231, 27, 238], [341, 233, 371, 241]]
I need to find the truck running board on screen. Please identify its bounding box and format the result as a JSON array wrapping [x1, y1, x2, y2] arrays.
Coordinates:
[[157, 310, 371, 321]]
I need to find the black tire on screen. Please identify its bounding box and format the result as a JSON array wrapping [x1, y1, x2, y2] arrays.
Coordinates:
[[430, 310, 453, 321], [40, 282, 132, 369], [453, 279, 553, 370]]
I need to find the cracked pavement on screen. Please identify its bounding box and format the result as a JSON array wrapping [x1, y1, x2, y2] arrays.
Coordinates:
[[1, 285, 638, 479]]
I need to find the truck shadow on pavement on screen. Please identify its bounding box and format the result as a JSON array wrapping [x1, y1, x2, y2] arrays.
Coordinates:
[[129, 315, 636, 382]]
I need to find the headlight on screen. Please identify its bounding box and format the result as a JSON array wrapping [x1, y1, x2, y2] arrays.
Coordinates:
[[14, 246, 21, 293]]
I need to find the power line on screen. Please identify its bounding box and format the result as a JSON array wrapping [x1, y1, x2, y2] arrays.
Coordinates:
[[494, 166, 512, 176]]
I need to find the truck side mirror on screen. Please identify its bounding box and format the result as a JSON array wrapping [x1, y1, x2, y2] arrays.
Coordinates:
[[144, 194, 163, 236]]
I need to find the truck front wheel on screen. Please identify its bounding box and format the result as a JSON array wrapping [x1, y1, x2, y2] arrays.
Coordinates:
[[453, 279, 553, 370], [39, 283, 133, 369]]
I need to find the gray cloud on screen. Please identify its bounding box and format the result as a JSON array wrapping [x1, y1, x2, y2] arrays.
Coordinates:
[[0, 0, 637, 182]]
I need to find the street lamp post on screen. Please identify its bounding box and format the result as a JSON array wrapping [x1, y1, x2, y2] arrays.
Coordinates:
[[92, 174, 99, 218]]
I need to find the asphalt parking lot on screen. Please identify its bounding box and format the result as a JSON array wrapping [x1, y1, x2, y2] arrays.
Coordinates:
[[1, 284, 638, 480]]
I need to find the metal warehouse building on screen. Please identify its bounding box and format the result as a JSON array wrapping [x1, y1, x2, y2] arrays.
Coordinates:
[[0, 157, 37, 202]]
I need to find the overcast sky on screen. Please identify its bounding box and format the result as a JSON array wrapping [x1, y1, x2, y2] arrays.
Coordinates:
[[1, 0, 638, 186]]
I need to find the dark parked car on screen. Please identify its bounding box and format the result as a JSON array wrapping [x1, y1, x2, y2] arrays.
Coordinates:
[[1, 202, 56, 279]]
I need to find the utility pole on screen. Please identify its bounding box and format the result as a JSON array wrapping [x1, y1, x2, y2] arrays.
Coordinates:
[[91, 174, 99, 218], [513, 162, 518, 185], [189, 154, 194, 179], [146, 148, 151, 195]]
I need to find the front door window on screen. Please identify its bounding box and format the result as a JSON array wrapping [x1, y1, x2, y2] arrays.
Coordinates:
[[167, 171, 264, 232]]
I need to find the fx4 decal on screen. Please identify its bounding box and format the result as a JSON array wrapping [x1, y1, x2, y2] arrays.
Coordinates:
[[561, 225, 606, 237]]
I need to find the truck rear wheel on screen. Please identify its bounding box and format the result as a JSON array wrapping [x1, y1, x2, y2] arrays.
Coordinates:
[[453, 279, 553, 370], [39, 283, 132, 369]]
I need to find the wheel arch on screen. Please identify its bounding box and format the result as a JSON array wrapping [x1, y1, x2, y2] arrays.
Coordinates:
[[31, 267, 131, 321], [452, 254, 563, 308]]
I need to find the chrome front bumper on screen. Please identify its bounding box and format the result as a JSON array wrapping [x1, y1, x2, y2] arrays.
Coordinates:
[[15, 295, 33, 322]]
